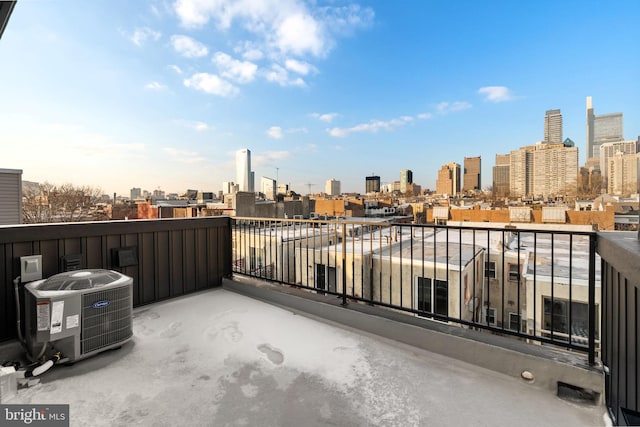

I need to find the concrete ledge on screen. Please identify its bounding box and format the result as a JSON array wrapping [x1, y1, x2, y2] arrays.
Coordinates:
[[225, 276, 604, 402]]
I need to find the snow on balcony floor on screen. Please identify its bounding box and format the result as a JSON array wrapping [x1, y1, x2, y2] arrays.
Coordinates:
[[9, 287, 603, 426]]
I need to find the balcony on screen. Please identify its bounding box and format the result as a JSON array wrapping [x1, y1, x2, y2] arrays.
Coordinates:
[[0, 217, 637, 425]]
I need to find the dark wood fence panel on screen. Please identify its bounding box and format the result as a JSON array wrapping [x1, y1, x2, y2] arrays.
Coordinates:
[[0, 217, 232, 343]]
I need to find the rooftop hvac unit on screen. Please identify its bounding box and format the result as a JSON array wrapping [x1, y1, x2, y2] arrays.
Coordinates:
[[24, 270, 133, 363]]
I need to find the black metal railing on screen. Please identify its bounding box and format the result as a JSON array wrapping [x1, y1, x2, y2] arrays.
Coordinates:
[[232, 217, 599, 364]]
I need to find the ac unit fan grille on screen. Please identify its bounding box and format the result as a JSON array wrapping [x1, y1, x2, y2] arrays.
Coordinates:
[[81, 286, 132, 354]]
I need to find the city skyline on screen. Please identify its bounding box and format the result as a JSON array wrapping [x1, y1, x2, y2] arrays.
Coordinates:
[[1, 1, 640, 196]]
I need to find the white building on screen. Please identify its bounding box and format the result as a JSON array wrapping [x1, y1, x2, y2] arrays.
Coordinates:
[[608, 152, 640, 196], [261, 176, 277, 200], [325, 178, 341, 196], [236, 149, 254, 193], [599, 140, 636, 183], [222, 181, 238, 195]]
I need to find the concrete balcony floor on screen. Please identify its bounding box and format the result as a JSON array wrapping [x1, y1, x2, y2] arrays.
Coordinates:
[[4, 284, 605, 426]]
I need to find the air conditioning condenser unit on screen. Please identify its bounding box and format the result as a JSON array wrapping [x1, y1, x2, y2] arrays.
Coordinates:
[[24, 270, 133, 363]]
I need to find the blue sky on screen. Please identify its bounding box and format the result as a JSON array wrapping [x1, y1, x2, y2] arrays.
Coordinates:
[[1, 0, 639, 196]]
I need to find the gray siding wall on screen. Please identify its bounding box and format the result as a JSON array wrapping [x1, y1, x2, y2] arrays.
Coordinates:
[[0, 169, 22, 225]]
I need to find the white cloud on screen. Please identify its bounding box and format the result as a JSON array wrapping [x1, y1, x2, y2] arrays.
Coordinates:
[[130, 27, 161, 46], [265, 64, 305, 87], [144, 81, 167, 91], [242, 49, 264, 61], [417, 113, 432, 119], [310, 112, 338, 123], [285, 58, 317, 75], [168, 64, 184, 74], [327, 116, 413, 138], [266, 126, 283, 139], [173, 119, 211, 131], [184, 73, 239, 97], [436, 101, 472, 114], [172, 0, 374, 59], [170, 35, 209, 58], [163, 147, 206, 163], [213, 52, 258, 83], [275, 12, 325, 57], [253, 150, 293, 167], [478, 86, 514, 102]]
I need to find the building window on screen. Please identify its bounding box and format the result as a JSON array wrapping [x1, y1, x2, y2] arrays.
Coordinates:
[[543, 297, 595, 343], [484, 261, 496, 279], [315, 264, 336, 293], [508, 263, 520, 281], [484, 307, 496, 325], [416, 277, 448, 318], [508, 312, 522, 332]]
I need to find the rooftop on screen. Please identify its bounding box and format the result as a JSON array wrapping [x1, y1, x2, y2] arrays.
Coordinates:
[[2, 284, 605, 426]]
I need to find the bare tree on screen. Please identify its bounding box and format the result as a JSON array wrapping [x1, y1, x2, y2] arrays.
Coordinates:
[[23, 182, 104, 223]]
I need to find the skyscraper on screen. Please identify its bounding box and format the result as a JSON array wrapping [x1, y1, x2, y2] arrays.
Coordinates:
[[544, 109, 563, 144], [325, 179, 341, 196], [599, 140, 636, 183], [366, 175, 380, 193], [532, 144, 578, 197], [463, 156, 481, 192], [586, 97, 624, 159], [400, 169, 413, 193], [236, 149, 253, 192], [493, 154, 510, 197], [586, 96, 595, 159], [130, 187, 142, 200], [509, 142, 578, 198], [608, 153, 640, 196], [436, 163, 460, 195]]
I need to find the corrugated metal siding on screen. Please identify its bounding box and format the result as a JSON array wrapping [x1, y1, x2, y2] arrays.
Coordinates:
[[0, 172, 21, 225], [509, 207, 531, 223], [542, 207, 567, 223], [433, 206, 449, 219]]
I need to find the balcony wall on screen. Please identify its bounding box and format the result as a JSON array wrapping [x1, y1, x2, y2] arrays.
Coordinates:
[[0, 217, 232, 342], [598, 232, 640, 426]]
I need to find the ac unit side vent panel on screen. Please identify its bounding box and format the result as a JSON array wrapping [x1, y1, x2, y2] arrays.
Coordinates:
[[81, 286, 133, 355]]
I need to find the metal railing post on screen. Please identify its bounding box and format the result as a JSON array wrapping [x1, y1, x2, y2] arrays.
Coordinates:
[[342, 222, 347, 306], [588, 233, 597, 366]]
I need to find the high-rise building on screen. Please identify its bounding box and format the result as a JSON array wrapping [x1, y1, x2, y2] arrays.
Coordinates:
[[509, 143, 578, 198], [400, 169, 413, 193], [544, 109, 563, 144], [493, 154, 510, 197], [463, 157, 481, 192], [260, 177, 277, 200], [586, 97, 624, 159], [608, 153, 640, 196], [130, 187, 142, 200], [436, 163, 461, 195], [532, 144, 578, 197], [236, 149, 253, 193], [365, 175, 380, 193], [325, 178, 341, 196], [509, 146, 533, 197], [599, 140, 637, 183]]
